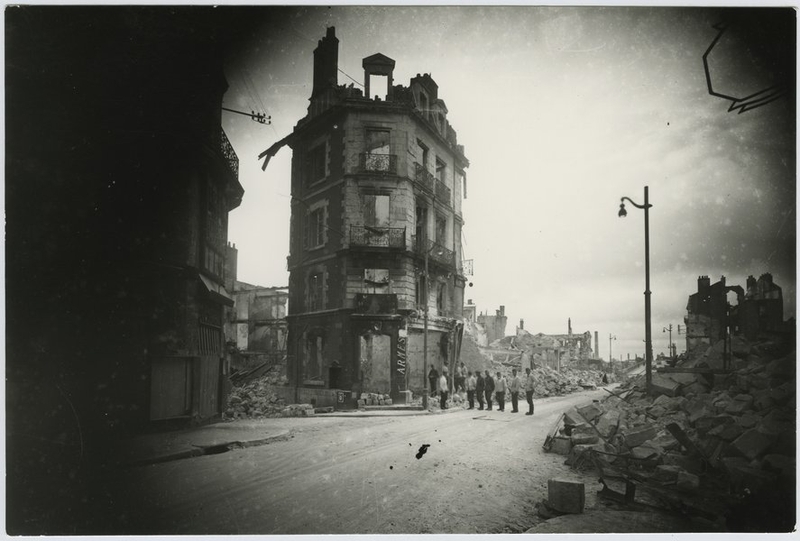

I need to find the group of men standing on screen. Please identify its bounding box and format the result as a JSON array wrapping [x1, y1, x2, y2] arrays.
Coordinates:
[[428, 364, 537, 415], [465, 367, 536, 414]]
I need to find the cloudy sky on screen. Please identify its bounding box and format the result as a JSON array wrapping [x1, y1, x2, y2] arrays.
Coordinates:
[[221, 6, 796, 361]]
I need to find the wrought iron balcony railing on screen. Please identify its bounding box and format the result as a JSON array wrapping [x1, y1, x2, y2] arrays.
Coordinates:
[[350, 225, 406, 248], [414, 163, 451, 204], [412, 236, 455, 268], [220, 128, 239, 179], [359, 153, 397, 174]]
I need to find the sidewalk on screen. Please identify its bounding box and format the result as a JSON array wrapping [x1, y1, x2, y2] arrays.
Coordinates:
[[115, 420, 293, 467], [116, 406, 462, 467]]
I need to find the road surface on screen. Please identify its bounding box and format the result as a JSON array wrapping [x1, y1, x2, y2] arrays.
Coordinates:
[[115, 388, 612, 535]]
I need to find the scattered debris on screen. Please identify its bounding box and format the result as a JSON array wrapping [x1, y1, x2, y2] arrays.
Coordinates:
[[543, 333, 796, 532]]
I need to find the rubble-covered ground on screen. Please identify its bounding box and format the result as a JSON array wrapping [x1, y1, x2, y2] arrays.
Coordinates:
[[542, 333, 796, 532]]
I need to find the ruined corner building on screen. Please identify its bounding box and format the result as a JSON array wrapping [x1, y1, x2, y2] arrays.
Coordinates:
[[262, 27, 470, 404]]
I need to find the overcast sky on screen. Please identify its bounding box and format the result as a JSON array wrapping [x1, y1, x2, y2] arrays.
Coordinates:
[[221, 6, 796, 361]]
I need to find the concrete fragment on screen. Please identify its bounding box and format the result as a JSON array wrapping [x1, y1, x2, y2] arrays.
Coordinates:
[[563, 407, 583, 427], [570, 431, 599, 445], [653, 464, 684, 483], [549, 437, 573, 456], [676, 471, 700, 492], [594, 410, 621, 438], [737, 413, 760, 429], [681, 381, 710, 396], [731, 428, 777, 460], [663, 452, 704, 474], [547, 478, 585, 514], [565, 443, 605, 466], [576, 403, 603, 422], [630, 446, 659, 460], [695, 414, 734, 435], [623, 425, 657, 448], [725, 395, 753, 415], [650, 374, 682, 397], [709, 422, 745, 442]]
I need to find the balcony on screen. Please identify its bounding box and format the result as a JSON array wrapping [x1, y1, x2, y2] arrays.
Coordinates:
[[350, 225, 406, 248], [414, 163, 451, 204], [220, 128, 239, 179], [355, 293, 398, 314], [412, 236, 455, 268], [359, 153, 397, 174]]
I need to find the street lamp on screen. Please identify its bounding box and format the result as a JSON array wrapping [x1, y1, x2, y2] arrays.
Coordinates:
[[663, 324, 674, 362], [608, 333, 617, 365], [618, 186, 653, 394]]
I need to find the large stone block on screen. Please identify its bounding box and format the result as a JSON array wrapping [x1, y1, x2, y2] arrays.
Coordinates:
[[550, 436, 573, 456], [681, 381, 711, 397], [653, 464, 684, 482], [725, 394, 753, 415], [709, 422, 745, 442], [651, 374, 682, 397], [663, 452, 704, 474], [595, 410, 621, 438], [731, 428, 777, 460], [623, 425, 657, 448], [695, 414, 734, 435], [547, 478, 585, 514], [576, 403, 603, 422], [677, 471, 700, 492]]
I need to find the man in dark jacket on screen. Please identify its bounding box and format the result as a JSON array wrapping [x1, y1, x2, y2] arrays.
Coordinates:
[[484, 370, 495, 411], [428, 367, 439, 397], [475, 371, 485, 410]]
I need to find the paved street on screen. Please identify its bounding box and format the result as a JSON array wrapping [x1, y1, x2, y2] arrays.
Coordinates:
[[114, 388, 612, 535]]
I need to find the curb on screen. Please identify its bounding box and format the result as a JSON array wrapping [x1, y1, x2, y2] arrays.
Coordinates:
[[120, 429, 291, 468]]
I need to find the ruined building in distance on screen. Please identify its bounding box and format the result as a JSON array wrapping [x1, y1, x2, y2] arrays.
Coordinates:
[[267, 28, 469, 402]]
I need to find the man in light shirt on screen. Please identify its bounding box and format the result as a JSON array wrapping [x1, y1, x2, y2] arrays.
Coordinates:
[[466, 371, 477, 410], [438, 371, 449, 410], [524, 367, 536, 415]]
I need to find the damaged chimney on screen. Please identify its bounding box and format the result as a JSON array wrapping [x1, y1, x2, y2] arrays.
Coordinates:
[[312, 27, 338, 99]]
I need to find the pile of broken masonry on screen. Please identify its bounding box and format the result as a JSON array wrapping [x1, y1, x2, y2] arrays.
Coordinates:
[[544, 333, 796, 532]]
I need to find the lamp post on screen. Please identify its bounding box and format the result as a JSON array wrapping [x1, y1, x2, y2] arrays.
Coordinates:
[[618, 186, 653, 394], [609, 334, 616, 370], [663, 324, 674, 362]]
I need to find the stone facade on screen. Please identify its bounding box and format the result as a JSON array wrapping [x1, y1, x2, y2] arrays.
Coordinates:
[[476, 305, 508, 345], [275, 28, 469, 400]]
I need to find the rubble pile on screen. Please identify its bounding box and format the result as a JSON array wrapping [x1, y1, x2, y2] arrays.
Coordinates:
[[528, 366, 605, 397], [357, 393, 393, 406], [224, 374, 288, 419], [544, 335, 796, 532]]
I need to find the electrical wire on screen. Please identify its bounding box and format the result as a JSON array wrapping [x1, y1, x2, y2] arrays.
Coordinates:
[[338, 68, 364, 88]]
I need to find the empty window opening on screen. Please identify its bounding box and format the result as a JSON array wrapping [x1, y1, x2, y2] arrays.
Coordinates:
[[368, 74, 389, 101], [363, 194, 390, 227], [306, 207, 325, 248]]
